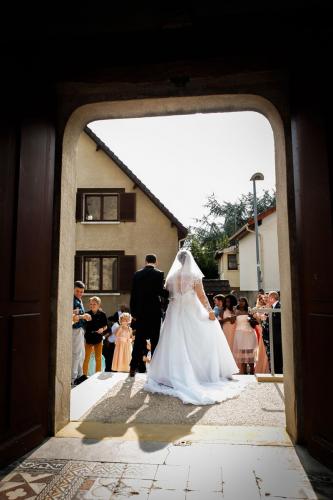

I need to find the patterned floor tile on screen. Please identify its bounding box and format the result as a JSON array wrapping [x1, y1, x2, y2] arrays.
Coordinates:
[[38, 465, 84, 499], [0, 482, 37, 499], [72, 476, 118, 499], [122, 464, 158, 480], [0, 461, 64, 500], [16, 460, 68, 474], [90, 463, 126, 478], [66, 462, 95, 477]]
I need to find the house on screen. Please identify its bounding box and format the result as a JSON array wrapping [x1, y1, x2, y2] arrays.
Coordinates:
[[74, 127, 187, 315], [214, 245, 240, 291], [216, 206, 279, 302]]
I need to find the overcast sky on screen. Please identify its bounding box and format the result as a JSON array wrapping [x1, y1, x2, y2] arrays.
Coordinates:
[[89, 112, 275, 228]]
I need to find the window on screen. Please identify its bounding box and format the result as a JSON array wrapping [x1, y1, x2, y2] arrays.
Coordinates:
[[228, 254, 238, 270], [84, 256, 118, 292], [85, 194, 118, 221], [76, 188, 136, 222], [75, 251, 136, 293]]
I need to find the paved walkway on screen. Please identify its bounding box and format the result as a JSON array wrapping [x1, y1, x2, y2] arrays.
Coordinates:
[[71, 373, 285, 427]]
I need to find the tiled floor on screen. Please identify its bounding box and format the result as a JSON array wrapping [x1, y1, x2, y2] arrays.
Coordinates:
[[1, 377, 332, 499], [1, 435, 332, 499]]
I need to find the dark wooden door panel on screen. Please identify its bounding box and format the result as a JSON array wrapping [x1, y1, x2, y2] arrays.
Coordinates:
[[0, 125, 18, 302], [14, 122, 55, 302], [307, 313, 333, 465], [0, 316, 10, 437], [292, 96, 333, 467], [0, 117, 55, 467], [10, 314, 43, 431]]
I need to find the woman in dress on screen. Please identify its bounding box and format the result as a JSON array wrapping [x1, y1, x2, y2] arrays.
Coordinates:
[[144, 250, 250, 405], [233, 297, 258, 374], [220, 294, 237, 353], [252, 294, 270, 374]]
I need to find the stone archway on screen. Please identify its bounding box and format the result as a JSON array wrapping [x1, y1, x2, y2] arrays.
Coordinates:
[[55, 94, 296, 441]]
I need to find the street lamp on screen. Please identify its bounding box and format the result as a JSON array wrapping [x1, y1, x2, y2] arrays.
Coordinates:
[[250, 172, 264, 291]]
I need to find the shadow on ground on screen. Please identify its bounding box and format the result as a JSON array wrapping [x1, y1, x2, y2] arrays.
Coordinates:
[[76, 377, 211, 451]]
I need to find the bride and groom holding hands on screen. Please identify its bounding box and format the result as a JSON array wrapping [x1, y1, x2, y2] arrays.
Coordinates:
[[130, 250, 248, 405]]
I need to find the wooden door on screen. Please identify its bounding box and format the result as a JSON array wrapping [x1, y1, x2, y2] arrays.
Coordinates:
[[0, 116, 55, 467], [291, 80, 333, 467]]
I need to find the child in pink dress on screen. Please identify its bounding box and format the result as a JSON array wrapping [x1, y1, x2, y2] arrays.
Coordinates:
[[111, 313, 133, 372]]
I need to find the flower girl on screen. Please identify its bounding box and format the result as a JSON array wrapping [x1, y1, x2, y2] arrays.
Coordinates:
[[111, 312, 133, 372]]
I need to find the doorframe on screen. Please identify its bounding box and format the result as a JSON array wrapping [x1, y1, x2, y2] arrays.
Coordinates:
[[54, 94, 298, 440]]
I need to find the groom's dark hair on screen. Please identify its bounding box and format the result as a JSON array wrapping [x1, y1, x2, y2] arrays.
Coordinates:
[[145, 254, 157, 264]]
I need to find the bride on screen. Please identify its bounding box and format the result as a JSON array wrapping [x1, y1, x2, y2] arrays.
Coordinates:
[[144, 249, 249, 405]]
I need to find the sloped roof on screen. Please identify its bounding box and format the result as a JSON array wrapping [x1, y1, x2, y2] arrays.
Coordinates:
[[84, 126, 188, 240], [228, 206, 276, 242], [215, 245, 237, 259]]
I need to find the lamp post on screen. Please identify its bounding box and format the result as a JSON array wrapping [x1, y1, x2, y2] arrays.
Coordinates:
[[250, 172, 264, 291]]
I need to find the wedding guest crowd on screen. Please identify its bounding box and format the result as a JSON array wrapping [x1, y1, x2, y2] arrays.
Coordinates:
[[212, 290, 282, 375], [71, 277, 282, 387], [72, 280, 135, 385]]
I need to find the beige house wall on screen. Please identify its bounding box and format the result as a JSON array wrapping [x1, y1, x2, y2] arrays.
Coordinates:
[[261, 211, 280, 292], [218, 253, 240, 288], [239, 211, 280, 292], [76, 132, 180, 315]]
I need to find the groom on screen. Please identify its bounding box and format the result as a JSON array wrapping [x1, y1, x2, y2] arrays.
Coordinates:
[[129, 254, 167, 377]]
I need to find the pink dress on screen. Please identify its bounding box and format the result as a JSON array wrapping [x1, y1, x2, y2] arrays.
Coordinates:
[[222, 309, 236, 353], [254, 324, 270, 373], [233, 313, 258, 364], [112, 326, 132, 372]]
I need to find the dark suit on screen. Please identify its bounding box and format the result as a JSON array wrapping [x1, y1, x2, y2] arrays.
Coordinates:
[[130, 265, 167, 371], [272, 301, 283, 374]]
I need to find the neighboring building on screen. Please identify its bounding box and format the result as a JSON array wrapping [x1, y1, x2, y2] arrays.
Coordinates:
[[216, 207, 279, 302], [74, 127, 187, 315], [215, 245, 240, 291], [203, 279, 231, 306]]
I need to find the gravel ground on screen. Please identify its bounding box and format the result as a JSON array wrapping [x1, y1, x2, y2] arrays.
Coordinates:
[[81, 376, 286, 427]]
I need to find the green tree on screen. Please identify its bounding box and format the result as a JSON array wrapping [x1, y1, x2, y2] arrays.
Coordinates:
[[185, 190, 276, 278], [204, 190, 276, 238], [185, 220, 228, 278]]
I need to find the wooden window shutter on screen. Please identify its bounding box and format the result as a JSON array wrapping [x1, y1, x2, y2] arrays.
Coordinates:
[[118, 255, 136, 292], [76, 190, 84, 222], [119, 193, 136, 222], [74, 255, 83, 282]]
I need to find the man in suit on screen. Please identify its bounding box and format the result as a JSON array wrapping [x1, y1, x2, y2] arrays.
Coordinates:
[[129, 254, 167, 377], [268, 291, 283, 374]]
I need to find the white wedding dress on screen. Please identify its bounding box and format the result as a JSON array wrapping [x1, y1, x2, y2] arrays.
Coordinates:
[[144, 250, 250, 405]]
